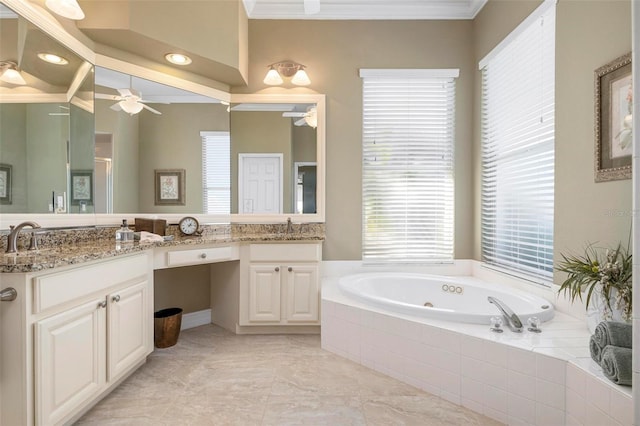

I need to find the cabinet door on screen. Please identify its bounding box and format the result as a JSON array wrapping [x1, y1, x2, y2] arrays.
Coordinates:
[[285, 264, 319, 322], [108, 280, 150, 381], [35, 298, 106, 426], [248, 264, 281, 322]]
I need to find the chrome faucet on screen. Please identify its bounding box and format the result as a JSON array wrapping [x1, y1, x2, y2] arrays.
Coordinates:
[[286, 217, 293, 234], [488, 296, 523, 332], [5, 221, 41, 253]]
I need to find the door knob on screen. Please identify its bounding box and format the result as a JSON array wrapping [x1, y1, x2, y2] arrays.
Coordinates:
[[0, 287, 17, 302]]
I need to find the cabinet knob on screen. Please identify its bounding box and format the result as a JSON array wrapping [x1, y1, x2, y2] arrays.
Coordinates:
[[275, 267, 280, 272], [112, 295, 121, 303], [98, 300, 107, 309], [200, 253, 207, 259], [288, 267, 293, 272]]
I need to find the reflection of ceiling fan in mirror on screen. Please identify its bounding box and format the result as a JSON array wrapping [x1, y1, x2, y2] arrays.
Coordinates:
[[95, 76, 162, 115], [282, 106, 317, 128]]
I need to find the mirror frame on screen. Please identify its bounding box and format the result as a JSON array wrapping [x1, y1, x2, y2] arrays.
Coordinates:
[[0, 2, 326, 227], [229, 93, 326, 224]]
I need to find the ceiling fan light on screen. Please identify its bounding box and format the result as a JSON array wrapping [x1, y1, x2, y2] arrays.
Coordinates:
[[304, 107, 318, 128], [291, 68, 311, 86], [263, 68, 283, 85], [45, 0, 85, 20], [165, 53, 192, 65], [119, 99, 143, 115], [0, 63, 26, 85]]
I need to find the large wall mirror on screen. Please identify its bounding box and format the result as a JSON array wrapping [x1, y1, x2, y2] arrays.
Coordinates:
[[0, 1, 325, 228], [0, 3, 94, 215]]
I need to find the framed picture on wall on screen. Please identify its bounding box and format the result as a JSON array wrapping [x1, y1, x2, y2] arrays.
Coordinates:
[[0, 163, 12, 205], [595, 52, 632, 182], [70, 170, 93, 205], [155, 169, 185, 205]]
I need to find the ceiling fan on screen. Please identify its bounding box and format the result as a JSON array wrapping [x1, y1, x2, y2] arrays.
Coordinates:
[[95, 78, 162, 116], [283, 106, 317, 128]]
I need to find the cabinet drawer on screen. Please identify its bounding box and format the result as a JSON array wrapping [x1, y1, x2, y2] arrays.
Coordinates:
[[249, 243, 321, 262], [166, 245, 238, 267], [33, 254, 148, 314]]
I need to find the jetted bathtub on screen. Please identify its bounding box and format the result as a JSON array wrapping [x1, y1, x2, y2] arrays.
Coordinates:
[[338, 272, 555, 325]]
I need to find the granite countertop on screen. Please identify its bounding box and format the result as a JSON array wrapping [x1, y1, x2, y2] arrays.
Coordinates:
[[0, 230, 324, 274]]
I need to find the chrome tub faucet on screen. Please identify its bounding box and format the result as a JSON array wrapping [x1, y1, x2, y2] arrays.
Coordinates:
[[5, 221, 41, 253], [488, 296, 523, 332]]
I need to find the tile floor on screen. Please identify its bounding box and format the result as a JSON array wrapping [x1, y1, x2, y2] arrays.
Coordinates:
[[77, 324, 502, 425]]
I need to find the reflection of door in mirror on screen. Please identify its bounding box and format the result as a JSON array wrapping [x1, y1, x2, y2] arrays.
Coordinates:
[[239, 154, 283, 214], [95, 134, 113, 213], [294, 163, 317, 214], [230, 104, 317, 214]]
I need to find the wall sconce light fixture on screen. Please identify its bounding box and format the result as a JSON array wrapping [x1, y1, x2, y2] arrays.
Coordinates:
[[0, 61, 26, 85], [263, 61, 311, 86], [45, 0, 85, 20]]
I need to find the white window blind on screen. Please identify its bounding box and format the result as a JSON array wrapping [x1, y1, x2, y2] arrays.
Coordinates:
[[360, 69, 458, 263], [201, 131, 230, 214], [480, 1, 555, 281]]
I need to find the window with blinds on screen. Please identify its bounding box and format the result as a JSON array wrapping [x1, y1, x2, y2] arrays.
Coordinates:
[[480, 0, 555, 282], [360, 69, 458, 263], [201, 131, 230, 214]]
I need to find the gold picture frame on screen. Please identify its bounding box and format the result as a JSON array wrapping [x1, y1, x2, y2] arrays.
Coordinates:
[[154, 169, 186, 206], [595, 52, 632, 182]]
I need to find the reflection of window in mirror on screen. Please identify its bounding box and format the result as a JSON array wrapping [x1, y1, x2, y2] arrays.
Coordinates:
[[201, 131, 230, 214]]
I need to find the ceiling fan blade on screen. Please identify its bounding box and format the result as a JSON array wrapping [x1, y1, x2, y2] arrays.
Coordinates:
[[283, 112, 307, 118], [294, 117, 307, 126], [110, 102, 123, 111], [304, 0, 320, 14], [142, 103, 162, 115], [96, 93, 121, 100], [117, 88, 133, 97]]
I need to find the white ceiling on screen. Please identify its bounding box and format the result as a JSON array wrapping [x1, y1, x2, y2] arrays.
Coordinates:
[[243, 0, 488, 20]]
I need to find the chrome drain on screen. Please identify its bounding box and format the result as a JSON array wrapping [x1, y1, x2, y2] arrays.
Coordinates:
[[424, 302, 434, 307]]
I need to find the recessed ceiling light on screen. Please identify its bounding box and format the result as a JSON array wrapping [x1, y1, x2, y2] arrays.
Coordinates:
[[165, 53, 192, 66], [38, 53, 69, 65]]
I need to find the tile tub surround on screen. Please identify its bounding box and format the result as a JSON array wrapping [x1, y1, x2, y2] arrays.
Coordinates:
[[77, 324, 500, 425], [321, 269, 633, 426]]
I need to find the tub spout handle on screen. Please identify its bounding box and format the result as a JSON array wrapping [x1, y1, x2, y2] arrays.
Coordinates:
[[488, 296, 523, 332]]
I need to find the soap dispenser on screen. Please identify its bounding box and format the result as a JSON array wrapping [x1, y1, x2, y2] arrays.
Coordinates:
[[115, 219, 134, 244]]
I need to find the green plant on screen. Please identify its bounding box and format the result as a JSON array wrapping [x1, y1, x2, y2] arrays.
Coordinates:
[[556, 242, 632, 320]]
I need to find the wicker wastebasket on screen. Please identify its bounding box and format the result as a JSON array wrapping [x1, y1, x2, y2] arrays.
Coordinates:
[[154, 308, 183, 348]]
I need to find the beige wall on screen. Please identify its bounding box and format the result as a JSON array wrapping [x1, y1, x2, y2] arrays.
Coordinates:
[[553, 0, 632, 280], [138, 103, 229, 213], [95, 97, 140, 213], [0, 104, 27, 213], [234, 20, 475, 260], [26, 104, 68, 213], [472, 0, 632, 286]]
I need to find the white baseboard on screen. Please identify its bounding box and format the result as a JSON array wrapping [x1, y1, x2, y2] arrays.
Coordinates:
[[180, 309, 212, 330]]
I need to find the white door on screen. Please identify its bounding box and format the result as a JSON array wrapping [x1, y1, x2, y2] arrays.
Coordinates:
[[239, 154, 283, 214]]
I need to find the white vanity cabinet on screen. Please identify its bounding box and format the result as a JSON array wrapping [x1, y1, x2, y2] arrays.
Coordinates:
[[240, 242, 321, 326], [1, 252, 154, 426]]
